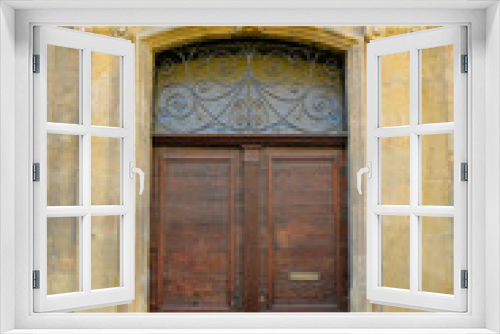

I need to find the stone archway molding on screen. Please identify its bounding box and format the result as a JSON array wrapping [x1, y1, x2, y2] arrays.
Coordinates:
[[142, 26, 359, 53], [138, 25, 367, 314]]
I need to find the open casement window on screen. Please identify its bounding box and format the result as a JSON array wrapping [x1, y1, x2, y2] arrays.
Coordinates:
[[363, 26, 467, 312], [33, 26, 141, 312]]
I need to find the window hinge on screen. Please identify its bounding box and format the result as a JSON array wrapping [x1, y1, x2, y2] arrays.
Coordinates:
[[461, 54, 468, 73], [33, 270, 40, 289], [461, 270, 468, 289], [461, 162, 468, 181], [33, 163, 40, 182], [33, 54, 40, 73]]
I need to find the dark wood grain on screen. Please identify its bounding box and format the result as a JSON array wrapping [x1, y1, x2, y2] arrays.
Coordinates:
[[242, 146, 260, 312], [264, 149, 348, 312], [153, 135, 347, 148], [149, 148, 160, 312], [150, 142, 348, 313], [153, 149, 237, 312]]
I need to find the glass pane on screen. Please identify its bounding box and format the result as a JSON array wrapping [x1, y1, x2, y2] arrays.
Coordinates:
[[47, 45, 80, 124], [47, 217, 80, 295], [92, 52, 121, 127], [154, 42, 345, 134], [421, 217, 454, 294], [381, 136, 410, 205], [421, 133, 454, 206], [47, 134, 80, 206], [421, 45, 454, 124], [91, 137, 121, 205], [381, 215, 410, 290], [91, 215, 120, 290], [380, 52, 410, 127]]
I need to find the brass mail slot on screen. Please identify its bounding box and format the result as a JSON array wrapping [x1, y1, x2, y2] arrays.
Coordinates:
[[289, 272, 321, 281]]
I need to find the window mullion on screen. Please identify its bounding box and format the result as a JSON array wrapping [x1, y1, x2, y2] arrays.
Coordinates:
[[372, 126, 411, 138], [90, 126, 130, 138], [413, 123, 454, 135], [409, 47, 420, 295], [82, 48, 92, 294], [46, 123, 88, 135], [78, 48, 84, 293]]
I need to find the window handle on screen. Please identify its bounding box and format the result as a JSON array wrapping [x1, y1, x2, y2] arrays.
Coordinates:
[[129, 161, 145, 195], [357, 162, 372, 195]]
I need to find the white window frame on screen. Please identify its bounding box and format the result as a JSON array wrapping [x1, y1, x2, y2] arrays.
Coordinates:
[[365, 26, 467, 312], [33, 25, 136, 313], [0, 1, 498, 333]]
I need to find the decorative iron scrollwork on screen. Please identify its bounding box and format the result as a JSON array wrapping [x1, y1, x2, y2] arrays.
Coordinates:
[[154, 39, 345, 134]]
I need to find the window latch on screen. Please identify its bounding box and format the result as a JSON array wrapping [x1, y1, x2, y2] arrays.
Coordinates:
[[357, 162, 372, 195], [129, 161, 144, 195]]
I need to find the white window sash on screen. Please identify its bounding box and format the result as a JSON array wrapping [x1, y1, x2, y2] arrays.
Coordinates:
[[32, 25, 136, 313], [366, 26, 467, 312]]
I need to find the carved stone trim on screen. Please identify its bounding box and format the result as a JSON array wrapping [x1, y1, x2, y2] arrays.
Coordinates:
[[145, 26, 359, 52]]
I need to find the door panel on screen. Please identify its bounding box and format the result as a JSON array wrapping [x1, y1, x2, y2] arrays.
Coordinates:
[[261, 149, 347, 312], [152, 148, 242, 312]]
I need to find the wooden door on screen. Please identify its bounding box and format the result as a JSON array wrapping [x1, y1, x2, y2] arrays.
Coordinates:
[[150, 148, 243, 312], [150, 145, 348, 312], [260, 148, 348, 312]]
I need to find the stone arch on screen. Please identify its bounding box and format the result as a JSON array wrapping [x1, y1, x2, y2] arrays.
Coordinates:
[[142, 25, 365, 311], [130, 26, 367, 313], [143, 26, 359, 53]]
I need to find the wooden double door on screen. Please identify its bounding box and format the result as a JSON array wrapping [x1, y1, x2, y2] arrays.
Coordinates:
[[150, 144, 348, 312]]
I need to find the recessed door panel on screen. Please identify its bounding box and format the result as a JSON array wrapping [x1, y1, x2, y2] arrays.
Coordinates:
[[262, 149, 347, 312], [153, 148, 241, 311]]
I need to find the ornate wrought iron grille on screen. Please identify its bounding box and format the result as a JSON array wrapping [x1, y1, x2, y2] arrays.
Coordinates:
[[154, 39, 346, 134]]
